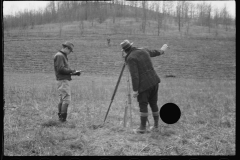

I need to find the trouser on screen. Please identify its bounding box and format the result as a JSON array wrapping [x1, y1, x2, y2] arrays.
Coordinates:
[[137, 84, 159, 129], [137, 84, 159, 114], [57, 80, 71, 120], [57, 80, 71, 106]]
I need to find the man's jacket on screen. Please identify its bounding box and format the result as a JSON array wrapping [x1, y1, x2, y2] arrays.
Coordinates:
[[125, 47, 164, 93], [53, 51, 74, 81]]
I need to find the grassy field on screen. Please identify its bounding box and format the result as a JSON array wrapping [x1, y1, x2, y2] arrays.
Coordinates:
[[4, 72, 235, 156], [4, 18, 235, 156]]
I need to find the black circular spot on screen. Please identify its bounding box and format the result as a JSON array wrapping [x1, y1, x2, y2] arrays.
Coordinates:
[[160, 103, 181, 124]]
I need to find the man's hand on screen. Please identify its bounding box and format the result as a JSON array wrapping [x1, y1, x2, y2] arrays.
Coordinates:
[[133, 91, 139, 98], [160, 44, 168, 52], [71, 70, 81, 76]]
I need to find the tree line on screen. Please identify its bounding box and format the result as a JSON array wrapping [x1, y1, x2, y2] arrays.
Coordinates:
[[4, 1, 235, 33]]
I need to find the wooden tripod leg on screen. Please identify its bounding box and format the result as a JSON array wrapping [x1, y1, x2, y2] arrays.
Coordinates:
[[123, 101, 128, 127], [128, 69, 133, 128], [123, 65, 132, 128]]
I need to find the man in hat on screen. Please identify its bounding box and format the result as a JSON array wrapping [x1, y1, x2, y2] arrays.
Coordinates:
[[120, 40, 168, 134], [53, 41, 81, 122]]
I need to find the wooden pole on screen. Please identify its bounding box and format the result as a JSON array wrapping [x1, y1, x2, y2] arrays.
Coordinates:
[[123, 66, 129, 127], [103, 63, 126, 124], [123, 101, 128, 127], [127, 66, 132, 128], [123, 65, 132, 128]]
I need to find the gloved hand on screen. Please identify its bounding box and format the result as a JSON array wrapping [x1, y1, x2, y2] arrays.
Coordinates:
[[133, 91, 139, 98], [160, 44, 168, 52]]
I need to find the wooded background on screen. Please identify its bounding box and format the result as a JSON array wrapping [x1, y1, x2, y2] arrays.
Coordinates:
[[3, 1, 235, 35]]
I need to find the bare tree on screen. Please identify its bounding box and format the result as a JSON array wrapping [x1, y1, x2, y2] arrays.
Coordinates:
[[220, 3, 230, 31], [207, 3, 212, 33], [98, 2, 108, 24], [141, 1, 147, 33], [214, 8, 220, 36], [189, 2, 195, 19], [176, 1, 181, 32], [111, 0, 115, 23], [181, 1, 186, 28], [184, 2, 190, 35], [85, 1, 88, 21], [48, 1, 56, 22], [155, 2, 162, 36], [121, 0, 126, 18], [162, 1, 167, 30], [197, 2, 209, 28], [134, 1, 139, 22], [77, 2, 85, 35], [197, 2, 203, 26], [149, 2, 155, 21], [56, 1, 63, 37], [165, 1, 174, 16], [87, 2, 93, 27]]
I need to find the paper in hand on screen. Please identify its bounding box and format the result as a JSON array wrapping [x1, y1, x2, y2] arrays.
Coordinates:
[[72, 70, 81, 76]]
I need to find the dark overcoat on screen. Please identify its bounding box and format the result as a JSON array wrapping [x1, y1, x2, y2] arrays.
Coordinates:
[[125, 47, 164, 93]]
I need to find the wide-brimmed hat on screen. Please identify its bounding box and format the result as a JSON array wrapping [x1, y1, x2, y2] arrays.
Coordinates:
[[120, 40, 133, 51], [62, 41, 74, 52]]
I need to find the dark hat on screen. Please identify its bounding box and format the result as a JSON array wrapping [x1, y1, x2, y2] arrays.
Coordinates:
[[120, 40, 133, 51], [62, 41, 74, 52]]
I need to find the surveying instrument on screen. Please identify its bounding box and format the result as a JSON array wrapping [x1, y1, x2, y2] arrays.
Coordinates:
[[102, 50, 132, 128], [102, 50, 150, 129]]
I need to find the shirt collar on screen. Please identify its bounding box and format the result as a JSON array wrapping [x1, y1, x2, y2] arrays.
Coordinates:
[[125, 47, 136, 61], [59, 50, 67, 56], [59, 50, 68, 59]]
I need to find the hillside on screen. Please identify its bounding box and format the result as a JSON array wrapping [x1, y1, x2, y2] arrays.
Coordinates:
[[4, 18, 236, 80]]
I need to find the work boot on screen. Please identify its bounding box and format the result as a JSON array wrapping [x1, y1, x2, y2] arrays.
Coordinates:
[[58, 102, 62, 120], [60, 103, 69, 122], [133, 116, 149, 134], [150, 112, 159, 132], [60, 113, 67, 122], [58, 113, 62, 121]]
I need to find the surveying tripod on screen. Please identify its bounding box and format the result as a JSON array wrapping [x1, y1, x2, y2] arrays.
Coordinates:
[[102, 51, 150, 128]]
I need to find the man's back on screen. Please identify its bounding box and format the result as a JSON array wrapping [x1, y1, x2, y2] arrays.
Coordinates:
[[53, 51, 72, 81], [128, 48, 154, 74], [126, 48, 161, 93]]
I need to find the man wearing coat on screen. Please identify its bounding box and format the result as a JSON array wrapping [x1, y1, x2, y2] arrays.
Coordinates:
[[120, 40, 168, 134], [53, 41, 81, 122]]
